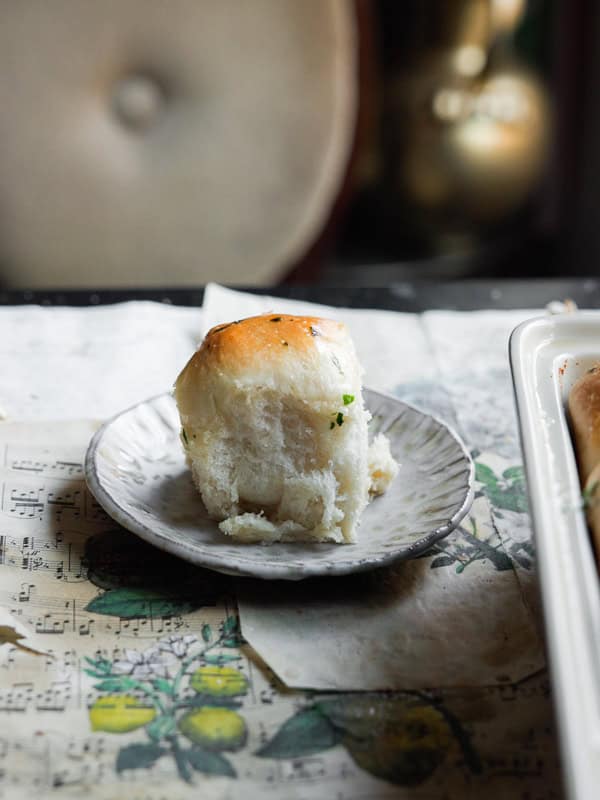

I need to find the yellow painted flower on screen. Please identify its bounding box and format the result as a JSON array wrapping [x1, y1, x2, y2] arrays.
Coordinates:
[[89, 695, 156, 733], [178, 707, 247, 751], [189, 666, 248, 697]]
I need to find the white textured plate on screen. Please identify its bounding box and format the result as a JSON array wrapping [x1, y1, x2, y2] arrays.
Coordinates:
[[510, 312, 600, 800], [85, 390, 473, 580]]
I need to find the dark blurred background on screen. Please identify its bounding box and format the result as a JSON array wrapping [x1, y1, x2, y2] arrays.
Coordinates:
[[309, 0, 598, 284], [1, 0, 598, 288]]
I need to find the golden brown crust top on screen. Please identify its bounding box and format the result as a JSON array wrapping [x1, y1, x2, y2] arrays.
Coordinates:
[[569, 365, 600, 483], [174, 313, 360, 416], [194, 313, 347, 368]]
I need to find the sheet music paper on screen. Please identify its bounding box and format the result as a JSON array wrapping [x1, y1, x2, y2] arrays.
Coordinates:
[[0, 297, 562, 798]]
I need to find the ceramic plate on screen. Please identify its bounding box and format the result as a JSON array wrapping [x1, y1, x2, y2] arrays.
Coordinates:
[[510, 312, 600, 800], [85, 390, 473, 580]]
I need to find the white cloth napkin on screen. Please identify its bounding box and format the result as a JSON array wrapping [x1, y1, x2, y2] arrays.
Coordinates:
[[0, 301, 203, 420], [202, 285, 543, 689]]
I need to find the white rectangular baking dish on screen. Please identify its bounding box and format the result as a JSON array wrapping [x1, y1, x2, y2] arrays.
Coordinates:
[[510, 312, 600, 800]]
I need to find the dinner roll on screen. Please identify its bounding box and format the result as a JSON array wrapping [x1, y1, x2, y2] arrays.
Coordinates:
[[174, 313, 396, 543], [568, 364, 600, 484], [569, 364, 600, 556]]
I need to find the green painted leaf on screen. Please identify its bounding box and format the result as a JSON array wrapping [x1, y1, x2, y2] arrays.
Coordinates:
[[84, 588, 201, 619], [85, 656, 111, 673], [222, 615, 240, 636], [220, 615, 244, 646], [84, 668, 108, 679], [116, 742, 166, 772], [487, 485, 529, 513], [474, 463, 497, 488], [146, 714, 177, 742], [502, 466, 524, 481], [221, 636, 243, 648], [201, 623, 212, 643], [168, 736, 193, 783], [186, 746, 236, 777], [203, 653, 241, 665], [430, 555, 454, 569], [151, 678, 175, 696], [475, 462, 529, 513], [256, 708, 340, 759], [94, 677, 138, 692]]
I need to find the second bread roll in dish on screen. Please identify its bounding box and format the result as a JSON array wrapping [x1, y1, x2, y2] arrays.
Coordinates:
[[174, 314, 396, 543], [569, 364, 600, 484], [568, 364, 600, 555]]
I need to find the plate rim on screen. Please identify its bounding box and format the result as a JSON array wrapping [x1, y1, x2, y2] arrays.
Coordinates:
[[85, 388, 474, 580]]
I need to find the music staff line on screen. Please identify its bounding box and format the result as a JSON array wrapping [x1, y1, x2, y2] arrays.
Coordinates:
[[0, 531, 89, 582], [2, 442, 85, 478], [1, 475, 108, 524]]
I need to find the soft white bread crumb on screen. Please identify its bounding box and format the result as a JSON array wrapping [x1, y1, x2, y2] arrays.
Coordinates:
[[174, 313, 397, 544], [368, 433, 399, 495]]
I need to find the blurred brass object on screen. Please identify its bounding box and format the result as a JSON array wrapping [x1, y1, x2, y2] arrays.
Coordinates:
[[388, 0, 550, 229], [400, 63, 549, 221], [434, 0, 490, 51], [490, 0, 526, 35]]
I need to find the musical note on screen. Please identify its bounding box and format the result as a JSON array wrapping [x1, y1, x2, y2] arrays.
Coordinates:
[[259, 687, 275, 704], [78, 620, 94, 637], [7, 488, 45, 520], [18, 583, 35, 602], [10, 460, 48, 474], [281, 757, 328, 782]]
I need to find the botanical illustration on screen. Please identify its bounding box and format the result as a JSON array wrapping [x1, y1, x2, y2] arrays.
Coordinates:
[[394, 377, 533, 575], [257, 691, 482, 787], [79, 439, 503, 788], [86, 624, 482, 789], [85, 617, 247, 781], [82, 528, 222, 617], [474, 462, 528, 514], [422, 515, 513, 573], [420, 459, 533, 573]]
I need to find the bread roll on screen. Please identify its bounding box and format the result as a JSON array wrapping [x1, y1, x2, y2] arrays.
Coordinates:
[[569, 365, 600, 484], [568, 365, 600, 553], [174, 313, 397, 543]]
